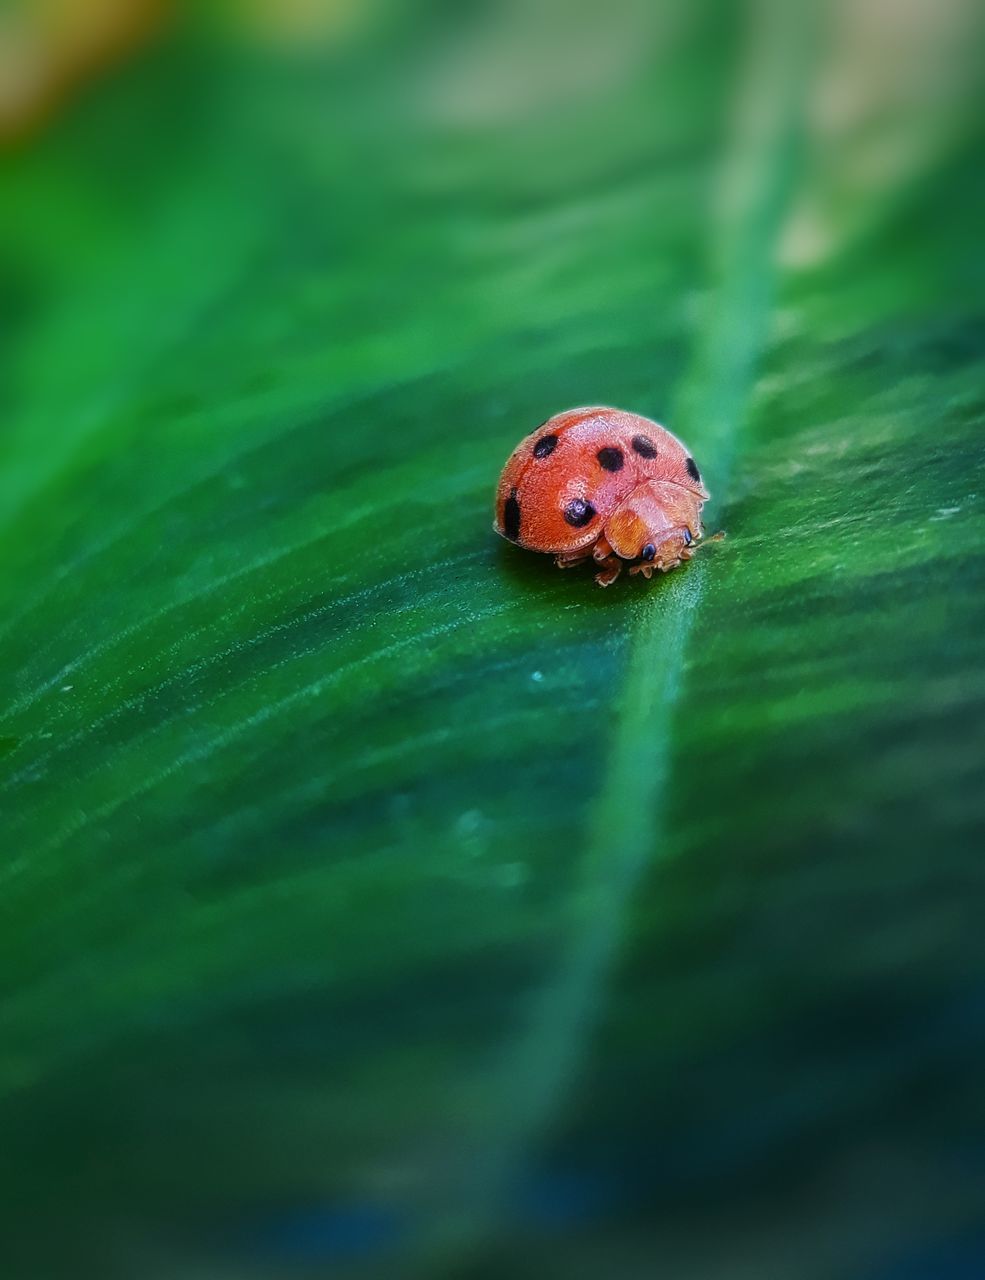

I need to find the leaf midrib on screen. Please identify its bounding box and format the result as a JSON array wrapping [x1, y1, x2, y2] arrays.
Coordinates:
[[417, 1, 820, 1260]]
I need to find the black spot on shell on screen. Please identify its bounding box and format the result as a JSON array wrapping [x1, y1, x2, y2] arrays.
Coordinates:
[[596, 446, 624, 472], [533, 434, 559, 459], [641, 543, 656, 562], [503, 488, 521, 541], [686, 456, 702, 483], [564, 497, 596, 528], [632, 434, 658, 458]]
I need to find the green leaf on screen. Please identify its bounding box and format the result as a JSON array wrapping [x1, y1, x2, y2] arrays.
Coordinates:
[[1, 4, 984, 1276]]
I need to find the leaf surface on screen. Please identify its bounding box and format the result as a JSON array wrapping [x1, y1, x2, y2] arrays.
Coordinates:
[[1, 5, 984, 1276]]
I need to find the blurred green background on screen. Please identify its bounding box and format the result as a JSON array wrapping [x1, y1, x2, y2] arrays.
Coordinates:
[[1, 1, 984, 1277]]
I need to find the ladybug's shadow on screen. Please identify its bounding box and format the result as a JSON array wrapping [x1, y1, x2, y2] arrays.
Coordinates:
[[494, 540, 667, 610]]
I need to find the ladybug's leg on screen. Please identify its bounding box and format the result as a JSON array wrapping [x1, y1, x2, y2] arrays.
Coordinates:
[[591, 533, 615, 563], [591, 534, 623, 587], [554, 550, 591, 570], [594, 555, 622, 588]]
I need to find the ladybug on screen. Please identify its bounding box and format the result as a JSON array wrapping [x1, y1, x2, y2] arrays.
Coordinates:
[[494, 406, 713, 586]]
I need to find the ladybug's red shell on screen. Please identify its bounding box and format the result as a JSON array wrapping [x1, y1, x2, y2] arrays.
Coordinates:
[[494, 407, 709, 555]]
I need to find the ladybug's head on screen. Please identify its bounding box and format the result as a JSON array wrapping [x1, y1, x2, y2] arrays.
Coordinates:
[[603, 477, 705, 562]]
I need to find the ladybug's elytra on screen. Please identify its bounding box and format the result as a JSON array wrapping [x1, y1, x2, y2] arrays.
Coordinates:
[[494, 406, 714, 587]]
